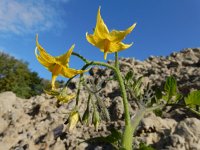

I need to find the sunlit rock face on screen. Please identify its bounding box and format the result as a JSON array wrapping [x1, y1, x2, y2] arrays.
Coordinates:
[[0, 48, 199, 150]]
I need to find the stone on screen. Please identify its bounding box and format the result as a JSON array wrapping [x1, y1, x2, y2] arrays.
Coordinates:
[[0, 48, 200, 150]]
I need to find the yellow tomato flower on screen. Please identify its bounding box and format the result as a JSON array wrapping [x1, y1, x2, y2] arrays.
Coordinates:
[[35, 35, 86, 90], [86, 7, 136, 60]]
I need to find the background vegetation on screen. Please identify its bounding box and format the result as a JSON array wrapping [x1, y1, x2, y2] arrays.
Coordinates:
[[0, 52, 53, 98]]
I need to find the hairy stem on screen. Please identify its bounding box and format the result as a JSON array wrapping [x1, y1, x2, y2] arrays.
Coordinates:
[[114, 52, 132, 150], [72, 52, 132, 149], [72, 52, 90, 64]]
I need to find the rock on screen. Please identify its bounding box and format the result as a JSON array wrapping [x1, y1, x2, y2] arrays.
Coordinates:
[[0, 92, 17, 113], [140, 113, 177, 133], [0, 117, 9, 134], [170, 118, 200, 150], [0, 48, 200, 150], [109, 96, 124, 120], [52, 139, 65, 150], [53, 124, 64, 139]]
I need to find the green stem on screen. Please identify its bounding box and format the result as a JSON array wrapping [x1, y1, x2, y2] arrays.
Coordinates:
[[92, 59, 131, 125], [130, 104, 165, 148], [114, 52, 132, 150], [187, 107, 200, 116], [114, 52, 130, 125], [146, 104, 165, 112], [115, 52, 119, 68], [64, 56, 92, 105], [131, 109, 145, 130], [65, 62, 92, 86], [72, 52, 132, 149], [75, 77, 82, 106], [72, 52, 90, 64]]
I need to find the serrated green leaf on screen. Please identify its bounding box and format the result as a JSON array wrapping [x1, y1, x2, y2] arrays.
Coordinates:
[[125, 71, 133, 82], [132, 76, 143, 98], [185, 90, 200, 106], [164, 76, 177, 99], [163, 76, 180, 103]]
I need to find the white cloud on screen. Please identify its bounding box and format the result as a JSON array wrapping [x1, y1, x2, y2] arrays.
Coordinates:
[[0, 0, 67, 35]]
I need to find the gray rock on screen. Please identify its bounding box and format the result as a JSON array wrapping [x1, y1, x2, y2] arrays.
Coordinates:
[[0, 48, 200, 150]]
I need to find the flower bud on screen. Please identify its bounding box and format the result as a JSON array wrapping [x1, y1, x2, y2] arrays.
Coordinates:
[[68, 110, 79, 131], [92, 109, 100, 131]]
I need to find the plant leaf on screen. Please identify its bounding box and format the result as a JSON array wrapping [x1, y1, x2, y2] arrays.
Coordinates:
[[138, 142, 155, 150], [132, 76, 143, 98], [125, 70, 133, 82], [163, 76, 181, 103], [185, 90, 200, 106], [164, 76, 177, 99]]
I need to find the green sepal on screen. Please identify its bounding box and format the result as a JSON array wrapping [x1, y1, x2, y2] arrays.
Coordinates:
[[82, 94, 91, 124], [92, 107, 100, 131], [44, 89, 60, 96]]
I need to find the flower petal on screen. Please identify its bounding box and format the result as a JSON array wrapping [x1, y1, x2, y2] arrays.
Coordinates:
[[36, 35, 56, 63], [109, 42, 133, 52], [60, 67, 86, 78], [57, 93, 76, 104], [86, 33, 105, 49], [94, 7, 109, 39], [56, 44, 75, 66], [35, 47, 55, 71], [109, 23, 136, 42]]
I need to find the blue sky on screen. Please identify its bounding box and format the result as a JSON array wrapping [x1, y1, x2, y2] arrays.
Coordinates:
[[0, 0, 200, 80]]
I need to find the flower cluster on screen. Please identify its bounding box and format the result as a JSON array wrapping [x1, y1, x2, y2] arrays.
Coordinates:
[[35, 7, 136, 148], [35, 7, 136, 89]]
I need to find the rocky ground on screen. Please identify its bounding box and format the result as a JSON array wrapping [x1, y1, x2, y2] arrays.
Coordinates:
[[0, 48, 200, 150]]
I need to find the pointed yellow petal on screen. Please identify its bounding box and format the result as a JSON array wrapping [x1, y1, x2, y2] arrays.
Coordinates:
[[36, 35, 56, 64], [109, 23, 136, 42], [35, 47, 55, 71], [60, 67, 87, 78], [36, 55, 54, 70], [86, 33, 105, 49], [109, 42, 133, 53], [86, 32, 96, 46], [94, 7, 109, 39], [57, 93, 76, 104], [56, 44, 75, 66]]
